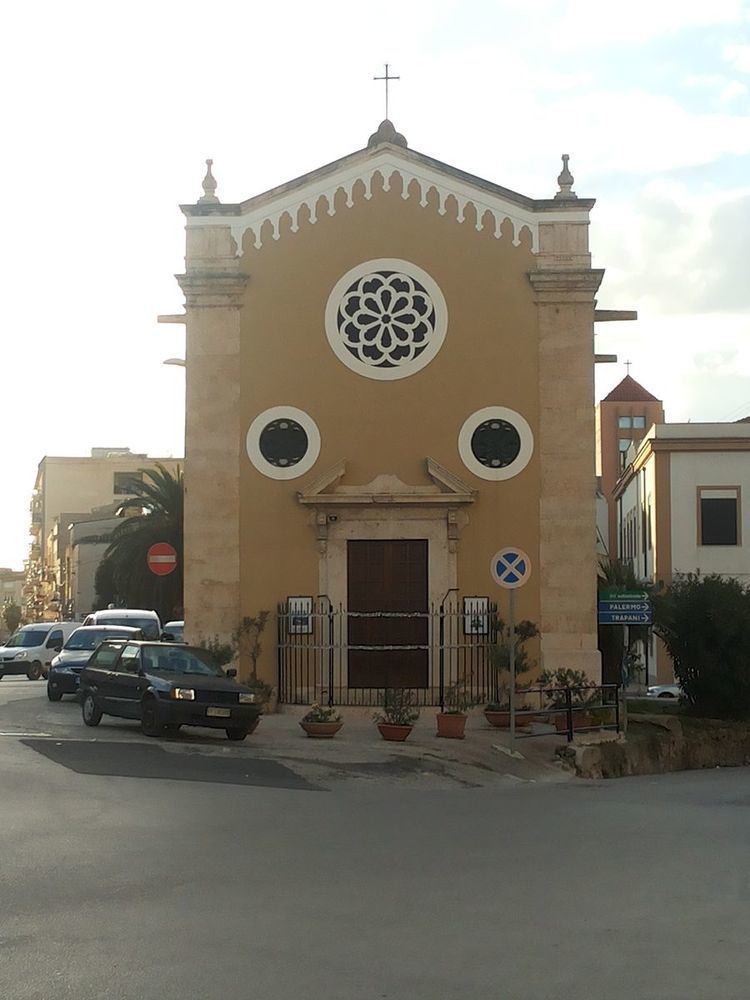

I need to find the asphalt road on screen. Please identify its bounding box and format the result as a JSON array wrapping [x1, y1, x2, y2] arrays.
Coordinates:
[[2, 678, 750, 1000]]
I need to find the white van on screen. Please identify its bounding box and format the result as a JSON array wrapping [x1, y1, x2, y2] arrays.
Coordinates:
[[0, 622, 79, 680], [82, 609, 162, 641]]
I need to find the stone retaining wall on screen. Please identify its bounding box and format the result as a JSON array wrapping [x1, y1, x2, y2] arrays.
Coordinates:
[[558, 714, 750, 779]]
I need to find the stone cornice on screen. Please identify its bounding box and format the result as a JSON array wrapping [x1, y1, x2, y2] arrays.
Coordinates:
[[177, 271, 248, 308], [528, 268, 604, 302]]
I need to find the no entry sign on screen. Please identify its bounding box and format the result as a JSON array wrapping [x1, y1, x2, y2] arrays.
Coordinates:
[[146, 542, 178, 577]]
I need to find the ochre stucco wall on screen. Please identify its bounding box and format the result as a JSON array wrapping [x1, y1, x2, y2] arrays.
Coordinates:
[[236, 176, 542, 682]]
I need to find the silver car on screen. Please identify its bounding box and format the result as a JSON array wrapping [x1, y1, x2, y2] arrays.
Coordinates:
[[645, 683, 681, 699]]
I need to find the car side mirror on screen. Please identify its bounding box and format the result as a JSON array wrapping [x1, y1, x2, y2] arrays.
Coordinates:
[[226, 667, 237, 678], [161, 632, 174, 642]]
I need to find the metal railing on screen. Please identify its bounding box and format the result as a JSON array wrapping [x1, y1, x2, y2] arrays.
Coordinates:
[[277, 598, 498, 707], [511, 684, 621, 742]]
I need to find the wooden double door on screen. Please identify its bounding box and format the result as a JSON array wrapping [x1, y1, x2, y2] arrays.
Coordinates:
[[347, 539, 429, 688]]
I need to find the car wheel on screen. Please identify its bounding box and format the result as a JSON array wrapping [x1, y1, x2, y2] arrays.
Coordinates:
[[81, 692, 102, 727], [226, 728, 248, 741], [140, 697, 164, 737], [658, 692, 676, 699], [27, 661, 43, 681], [47, 684, 63, 702]]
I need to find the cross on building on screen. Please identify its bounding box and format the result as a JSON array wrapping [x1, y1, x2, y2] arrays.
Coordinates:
[[374, 63, 400, 120]]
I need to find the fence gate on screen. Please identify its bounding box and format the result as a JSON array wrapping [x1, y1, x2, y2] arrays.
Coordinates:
[[277, 598, 498, 707]]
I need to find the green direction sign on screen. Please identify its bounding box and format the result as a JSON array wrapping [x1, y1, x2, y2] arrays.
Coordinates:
[[600, 588, 648, 600]]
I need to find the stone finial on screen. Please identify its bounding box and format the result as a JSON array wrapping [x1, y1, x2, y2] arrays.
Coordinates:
[[554, 153, 577, 200], [367, 119, 408, 149], [198, 158, 220, 204]]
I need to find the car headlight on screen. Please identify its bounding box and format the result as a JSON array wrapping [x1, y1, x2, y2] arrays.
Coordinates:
[[171, 687, 195, 701], [239, 692, 257, 704], [14, 651, 27, 660]]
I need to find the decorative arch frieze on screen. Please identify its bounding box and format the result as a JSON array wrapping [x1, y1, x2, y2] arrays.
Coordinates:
[[184, 151, 587, 255]]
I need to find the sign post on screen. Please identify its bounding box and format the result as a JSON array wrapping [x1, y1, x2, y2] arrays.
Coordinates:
[[490, 548, 532, 749], [146, 542, 178, 626], [597, 590, 652, 689]]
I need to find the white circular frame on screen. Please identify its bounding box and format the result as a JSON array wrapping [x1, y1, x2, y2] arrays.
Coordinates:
[[246, 406, 321, 481], [324, 258, 448, 381], [458, 406, 534, 481]]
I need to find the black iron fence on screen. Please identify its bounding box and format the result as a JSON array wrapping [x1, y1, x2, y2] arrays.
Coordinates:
[[511, 683, 621, 742], [277, 598, 499, 707]]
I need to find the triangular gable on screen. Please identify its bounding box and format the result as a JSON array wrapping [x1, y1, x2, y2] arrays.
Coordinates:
[[183, 128, 593, 255]]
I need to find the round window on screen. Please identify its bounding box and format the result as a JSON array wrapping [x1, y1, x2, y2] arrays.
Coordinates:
[[458, 407, 534, 481], [324, 259, 448, 380], [259, 419, 308, 468], [470, 419, 521, 469], [246, 407, 320, 480]]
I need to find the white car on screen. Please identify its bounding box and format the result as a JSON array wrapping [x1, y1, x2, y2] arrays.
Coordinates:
[[0, 622, 79, 680], [82, 608, 161, 641], [645, 684, 681, 699]]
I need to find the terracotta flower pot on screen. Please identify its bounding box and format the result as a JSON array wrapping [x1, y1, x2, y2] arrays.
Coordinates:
[[554, 712, 592, 733], [436, 712, 467, 739], [484, 710, 537, 729], [484, 710, 511, 728], [300, 721, 343, 739], [377, 723, 414, 742]]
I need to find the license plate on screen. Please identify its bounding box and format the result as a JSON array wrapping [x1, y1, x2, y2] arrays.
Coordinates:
[[206, 707, 231, 718]]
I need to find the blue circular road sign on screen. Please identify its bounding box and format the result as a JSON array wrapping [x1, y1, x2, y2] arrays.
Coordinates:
[[490, 548, 532, 589]]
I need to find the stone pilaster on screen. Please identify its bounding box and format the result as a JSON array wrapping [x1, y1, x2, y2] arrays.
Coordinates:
[[177, 223, 247, 648], [529, 216, 604, 680]]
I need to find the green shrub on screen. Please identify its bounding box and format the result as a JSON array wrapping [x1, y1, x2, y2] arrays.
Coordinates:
[[652, 574, 750, 720]]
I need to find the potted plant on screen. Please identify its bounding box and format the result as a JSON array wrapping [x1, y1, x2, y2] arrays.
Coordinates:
[[373, 687, 420, 741], [300, 703, 343, 738], [538, 667, 597, 731], [436, 680, 476, 739], [485, 616, 540, 728], [483, 702, 537, 729]]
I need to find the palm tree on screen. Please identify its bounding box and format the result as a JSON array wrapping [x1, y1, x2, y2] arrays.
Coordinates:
[[98, 464, 183, 622]]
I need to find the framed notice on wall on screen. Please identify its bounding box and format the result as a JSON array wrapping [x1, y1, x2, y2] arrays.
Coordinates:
[[463, 596, 490, 635], [288, 596, 313, 634]]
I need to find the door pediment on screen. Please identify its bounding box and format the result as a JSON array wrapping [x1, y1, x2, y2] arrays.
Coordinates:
[[297, 458, 476, 508]]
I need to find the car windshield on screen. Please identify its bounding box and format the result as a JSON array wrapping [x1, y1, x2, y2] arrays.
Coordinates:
[[65, 628, 134, 651], [5, 630, 48, 648], [142, 646, 225, 678], [96, 616, 159, 640]]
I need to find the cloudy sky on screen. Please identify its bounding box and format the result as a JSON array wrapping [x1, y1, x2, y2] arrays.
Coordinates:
[[1, 0, 749, 569]]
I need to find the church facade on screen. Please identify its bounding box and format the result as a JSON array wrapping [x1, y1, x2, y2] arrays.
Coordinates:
[[173, 120, 606, 700]]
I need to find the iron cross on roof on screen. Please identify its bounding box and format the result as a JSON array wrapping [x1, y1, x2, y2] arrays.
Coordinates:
[[374, 63, 400, 120]]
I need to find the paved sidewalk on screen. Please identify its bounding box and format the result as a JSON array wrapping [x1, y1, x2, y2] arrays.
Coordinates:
[[230, 706, 573, 788]]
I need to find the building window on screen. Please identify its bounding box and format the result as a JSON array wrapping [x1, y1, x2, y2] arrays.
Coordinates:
[[699, 488, 740, 546], [618, 439, 630, 453], [246, 406, 321, 480], [632, 415, 646, 429], [325, 259, 448, 381], [258, 419, 308, 469], [618, 416, 632, 429], [470, 419, 521, 469], [458, 406, 534, 481], [113, 472, 143, 496]]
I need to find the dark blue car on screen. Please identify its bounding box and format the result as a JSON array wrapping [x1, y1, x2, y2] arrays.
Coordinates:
[[79, 640, 262, 740], [46, 625, 143, 701]]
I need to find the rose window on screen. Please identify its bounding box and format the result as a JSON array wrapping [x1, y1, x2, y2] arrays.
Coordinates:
[[325, 260, 448, 381]]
